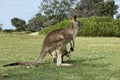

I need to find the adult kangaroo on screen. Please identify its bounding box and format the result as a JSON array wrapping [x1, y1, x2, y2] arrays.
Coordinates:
[[3, 15, 81, 67]]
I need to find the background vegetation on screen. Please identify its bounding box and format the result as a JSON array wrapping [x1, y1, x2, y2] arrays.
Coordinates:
[[1, 0, 118, 34], [40, 16, 120, 37]]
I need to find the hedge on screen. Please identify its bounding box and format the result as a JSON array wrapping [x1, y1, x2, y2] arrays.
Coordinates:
[[39, 16, 120, 37]]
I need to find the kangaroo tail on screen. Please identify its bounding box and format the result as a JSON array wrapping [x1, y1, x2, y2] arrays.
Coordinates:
[[3, 62, 20, 67], [3, 48, 48, 67], [3, 62, 36, 67]]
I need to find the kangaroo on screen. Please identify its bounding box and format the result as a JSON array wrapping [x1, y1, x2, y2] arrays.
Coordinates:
[[3, 15, 81, 67]]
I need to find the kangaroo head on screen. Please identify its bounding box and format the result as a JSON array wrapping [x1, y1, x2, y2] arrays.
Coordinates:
[[71, 15, 82, 28]]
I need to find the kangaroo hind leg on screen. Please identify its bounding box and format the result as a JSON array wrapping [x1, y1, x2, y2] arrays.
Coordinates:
[[56, 49, 72, 66]]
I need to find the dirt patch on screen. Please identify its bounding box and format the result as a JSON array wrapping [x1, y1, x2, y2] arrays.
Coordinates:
[[30, 32, 39, 35]]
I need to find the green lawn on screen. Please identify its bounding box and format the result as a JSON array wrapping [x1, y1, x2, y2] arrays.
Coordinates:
[[0, 34, 120, 80]]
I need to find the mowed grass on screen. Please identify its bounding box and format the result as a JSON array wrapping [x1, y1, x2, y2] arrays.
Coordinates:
[[0, 33, 120, 80]]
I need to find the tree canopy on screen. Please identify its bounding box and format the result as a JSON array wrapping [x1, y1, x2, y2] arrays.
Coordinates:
[[39, 0, 78, 23], [116, 13, 120, 18], [10, 0, 119, 32], [74, 0, 118, 17], [27, 14, 48, 32], [11, 17, 27, 31], [0, 24, 2, 31]]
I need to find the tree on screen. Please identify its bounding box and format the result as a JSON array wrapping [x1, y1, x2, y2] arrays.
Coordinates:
[[102, 0, 118, 17], [74, 0, 97, 17], [11, 17, 27, 31], [27, 14, 48, 32], [116, 13, 120, 18], [0, 24, 2, 31], [39, 0, 77, 23], [74, 0, 118, 17]]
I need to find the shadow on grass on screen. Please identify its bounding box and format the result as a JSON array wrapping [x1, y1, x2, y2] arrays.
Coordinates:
[[65, 56, 110, 67]]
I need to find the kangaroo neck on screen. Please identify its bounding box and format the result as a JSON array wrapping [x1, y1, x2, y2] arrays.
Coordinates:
[[69, 27, 78, 39], [73, 28, 78, 39], [71, 21, 79, 39]]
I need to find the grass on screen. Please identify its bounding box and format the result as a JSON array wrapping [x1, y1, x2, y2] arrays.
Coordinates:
[[0, 33, 120, 80]]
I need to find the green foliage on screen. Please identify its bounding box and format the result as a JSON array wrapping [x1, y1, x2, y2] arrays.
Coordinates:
[[39, 20, 71, 34], [27, 14, 48, 32], [74, 0, 118, 17], [40, 16, 120, 37], [0, 24, 2, 31], [39, 0, 77, 23], [116, 13, 120, 18], [11, 17, 27, 31], [78, 16, 120, 37], [3, 29, 14, 33], [102, 0, 118, 17]]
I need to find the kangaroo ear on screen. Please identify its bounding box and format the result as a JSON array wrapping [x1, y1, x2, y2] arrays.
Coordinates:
[[74, 15, 77, 21]]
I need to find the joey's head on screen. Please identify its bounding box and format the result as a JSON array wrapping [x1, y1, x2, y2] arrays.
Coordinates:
[[71, 15, 82, 28]]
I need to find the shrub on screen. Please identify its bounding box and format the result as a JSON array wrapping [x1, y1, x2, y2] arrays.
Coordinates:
[[3, 29, 14, 33], [78, 16, 120, 37], [40, 16, 120, 37], [39, 20, 71, 34]]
